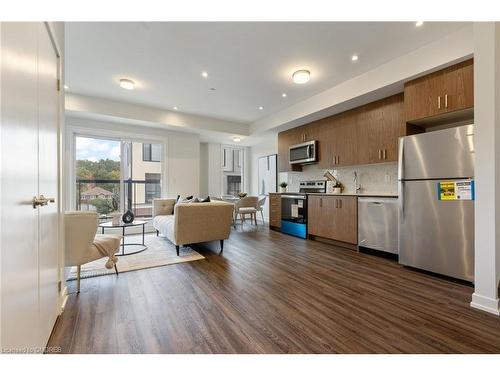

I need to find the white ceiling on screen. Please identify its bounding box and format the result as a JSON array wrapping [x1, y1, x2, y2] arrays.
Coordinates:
[[65, 22, 468, 124]]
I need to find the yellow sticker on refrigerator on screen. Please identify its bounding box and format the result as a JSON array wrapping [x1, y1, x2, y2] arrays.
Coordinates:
[[437, 180, 475, 201]]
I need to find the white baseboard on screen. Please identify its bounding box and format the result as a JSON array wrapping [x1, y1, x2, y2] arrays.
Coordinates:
[[470, 293, 500, 315], [59, 286, 69, 314]]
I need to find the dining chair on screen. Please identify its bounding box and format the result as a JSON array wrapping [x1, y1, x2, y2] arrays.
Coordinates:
[[234, 196, 259, 226], [256, 195, 267, 223]]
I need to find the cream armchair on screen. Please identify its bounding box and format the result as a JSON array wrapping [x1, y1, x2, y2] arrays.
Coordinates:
[[65, 211, 122, 293], [152, 198, 234, 255]]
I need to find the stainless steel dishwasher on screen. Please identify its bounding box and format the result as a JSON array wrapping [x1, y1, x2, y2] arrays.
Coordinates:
[[358, 197, 398, 254]]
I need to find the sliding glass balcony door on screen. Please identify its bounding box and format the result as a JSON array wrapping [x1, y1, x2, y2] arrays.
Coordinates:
[[74, 135, 163, 220]]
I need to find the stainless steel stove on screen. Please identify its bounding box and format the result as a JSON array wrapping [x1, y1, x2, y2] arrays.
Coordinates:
[[281, 180, 326, 238]]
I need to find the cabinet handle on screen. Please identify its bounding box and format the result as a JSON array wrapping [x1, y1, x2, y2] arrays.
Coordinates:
[[438, 96, 441, 109], [383, 149, 387, 160], [335, 199, 338, 208], [445, 94, 448, 108], [320, 198, 323, 208], [378, 149, 382, 160], [339, 199, 342, 208], [333, 154, 336, 165]]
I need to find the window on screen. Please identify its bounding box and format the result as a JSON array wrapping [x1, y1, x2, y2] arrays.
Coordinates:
[[145, 173, 161, 203], [143, 143, 161, 162], [74, 135, 164, 219]]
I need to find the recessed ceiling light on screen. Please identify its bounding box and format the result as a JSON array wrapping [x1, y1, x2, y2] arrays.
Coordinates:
[[415, 21, 424, 27], [258, 106, 264, 110], [173, 106, 178, 110], [63, 84, 69, 90], [292, 70, 310, 84], [351, 54, 359, 62], [282, 93, 287, 98], [202, 71, 208, 78], [233, 137, 241, 143], [119, 78, 135, 90]]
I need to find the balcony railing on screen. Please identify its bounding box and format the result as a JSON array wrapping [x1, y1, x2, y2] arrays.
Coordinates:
[[76, 178, 161, 219]]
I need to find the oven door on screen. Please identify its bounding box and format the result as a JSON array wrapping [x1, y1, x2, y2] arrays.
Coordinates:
[[289, 141, 317, 164], [281, 195, 307, 238], [281, 195, 307, 224]]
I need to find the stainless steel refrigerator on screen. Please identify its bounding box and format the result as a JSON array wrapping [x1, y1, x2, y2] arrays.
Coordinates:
[[398, 124, 475, 281]]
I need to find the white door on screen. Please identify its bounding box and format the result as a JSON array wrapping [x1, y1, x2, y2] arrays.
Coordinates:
[[0, 22, 60, 351], [37, 23, 60, 345], [1, 22, 41, 350]]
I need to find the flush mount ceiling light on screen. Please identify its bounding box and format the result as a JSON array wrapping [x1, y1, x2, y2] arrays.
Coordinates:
[[415, 21, 424, 27], [233, 136, 241, 143], [282, 93, 287, 98], [201, 71, 208, 78], [119, 78, 135, 90], [351, 54, 359, 62], [258, 106, 264, 110], [63, 84, 69, 90], [173, 106, 178, 110], [292, 69, 310, 84]]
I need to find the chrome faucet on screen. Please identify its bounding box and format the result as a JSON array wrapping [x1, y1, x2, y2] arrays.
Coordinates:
[[353, 171, 361, 193]]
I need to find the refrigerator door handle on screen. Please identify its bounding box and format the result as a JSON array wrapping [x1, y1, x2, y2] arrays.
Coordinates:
[[398, 181, 404, 224], [398, 137, 404, 181]]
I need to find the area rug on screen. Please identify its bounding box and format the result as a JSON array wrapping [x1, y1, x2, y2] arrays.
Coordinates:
[[67, 233, 205, 280]]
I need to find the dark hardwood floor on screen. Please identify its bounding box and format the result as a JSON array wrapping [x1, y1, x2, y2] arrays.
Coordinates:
[[48, 225, 500, 354]]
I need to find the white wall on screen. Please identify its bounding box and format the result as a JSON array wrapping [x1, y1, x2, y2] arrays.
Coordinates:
[[470, 22, 500, 315], [199, 143, 209, 197], [249, 134, 279, 220], [200, 142, 250, 199]]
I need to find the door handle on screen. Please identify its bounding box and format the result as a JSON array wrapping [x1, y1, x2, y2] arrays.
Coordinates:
[[32, 195, 55, 209], [398, 181, 404, 224]]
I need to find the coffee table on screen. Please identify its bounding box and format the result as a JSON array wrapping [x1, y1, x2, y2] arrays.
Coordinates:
[[99, 220, 148, 256]]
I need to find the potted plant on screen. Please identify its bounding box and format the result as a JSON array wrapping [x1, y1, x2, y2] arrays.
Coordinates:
[[279, 182, 288, 193], [238, 192, 248, 199], [332, 181, 343, 194]]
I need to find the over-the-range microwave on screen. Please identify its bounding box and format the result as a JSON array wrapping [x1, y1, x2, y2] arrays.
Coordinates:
[[289, 140, 318, 165]]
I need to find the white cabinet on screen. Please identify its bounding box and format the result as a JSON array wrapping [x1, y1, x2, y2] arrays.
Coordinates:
[[222, 147, 234, 172]]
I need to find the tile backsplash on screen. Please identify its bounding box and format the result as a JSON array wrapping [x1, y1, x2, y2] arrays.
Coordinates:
[[279, 162, 398, 195]]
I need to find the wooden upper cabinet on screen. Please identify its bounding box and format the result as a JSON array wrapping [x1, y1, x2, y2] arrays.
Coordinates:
[[278, 93, 408, 170], [357, 94, 405, 164], [443, 59, 474, 113], [404, 59, 473, 123], [278, 127, 303, 172]]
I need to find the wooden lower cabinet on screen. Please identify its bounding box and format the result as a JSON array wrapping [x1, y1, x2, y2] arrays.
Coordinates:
[[269, 193, 281, 229], [307, 195, 357, 245]]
